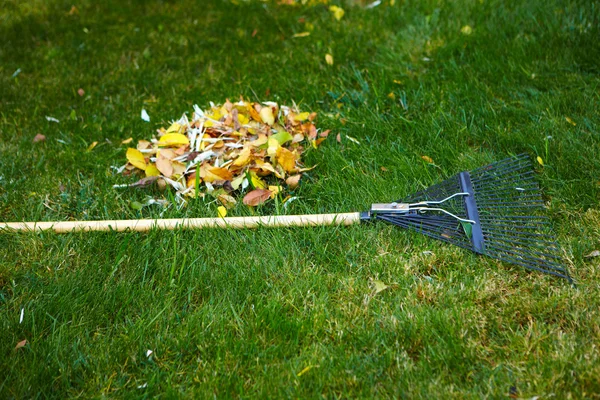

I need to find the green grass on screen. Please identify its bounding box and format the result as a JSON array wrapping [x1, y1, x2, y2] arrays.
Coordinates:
[[1, 0, 600, 397]]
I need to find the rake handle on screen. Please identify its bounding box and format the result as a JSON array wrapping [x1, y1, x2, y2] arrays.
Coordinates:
[[0, 212, 362, 233]]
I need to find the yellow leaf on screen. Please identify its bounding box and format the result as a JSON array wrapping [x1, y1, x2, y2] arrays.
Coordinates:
[[237, 113, 249, 125], [249, 171, 266, 189], [387, 92, 395, 100], [297, 365, 315, 377], [158, 133, 189, 147], [537, 156, 544, 166], [87, 141, 98, 151], [145, 164, 160, 177], [233, 147, 252, 167], [260, 107, 275, 126], [217, 206, 227, 218], [325, 54, 334, 66], [421, 155, 433, 164], [126, 148, 147, 170], [565, 116, 576, 126], [267, 136, 280, 158], [201, 166, 233, 183], [372, 279, 389, 294], [329, 5, 345, 21], [294, 112, 310, 122], [268, 185, 280, 199], [461, 25, 473, 35], [292, 32, 310, 38], [166, 122, 182, 134], [277, 147, 296, 172], [121, 137, 133, 144]]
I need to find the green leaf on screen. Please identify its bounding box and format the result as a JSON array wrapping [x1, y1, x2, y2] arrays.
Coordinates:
[[460, 221, 473, 239]]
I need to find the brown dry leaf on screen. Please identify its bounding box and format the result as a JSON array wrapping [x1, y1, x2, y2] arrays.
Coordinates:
[[156, 157, 173, 177], [137, 140, 151, 150], [15, 339, 27, 349], [243, 189, 272, 206], [286, 174, 302, 189], [33, 134, 46, 143], [77, 88, 85, 96]]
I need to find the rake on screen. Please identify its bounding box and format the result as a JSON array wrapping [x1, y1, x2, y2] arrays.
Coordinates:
[[0, 154, 572, 282]]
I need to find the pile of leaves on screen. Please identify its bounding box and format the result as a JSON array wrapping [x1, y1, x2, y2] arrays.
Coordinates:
[[117, 99, 329, 209]]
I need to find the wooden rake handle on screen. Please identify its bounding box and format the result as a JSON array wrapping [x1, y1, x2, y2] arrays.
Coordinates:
[[0, 212, 362, 233]]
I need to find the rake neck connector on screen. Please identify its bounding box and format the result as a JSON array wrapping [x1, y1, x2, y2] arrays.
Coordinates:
[[458, 171, 485, 255]]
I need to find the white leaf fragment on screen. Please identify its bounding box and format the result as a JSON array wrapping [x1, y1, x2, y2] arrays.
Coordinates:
[[141, 109, 150, 122]]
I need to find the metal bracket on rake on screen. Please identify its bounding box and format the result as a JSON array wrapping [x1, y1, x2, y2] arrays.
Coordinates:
[[370, 192, 476, 225]]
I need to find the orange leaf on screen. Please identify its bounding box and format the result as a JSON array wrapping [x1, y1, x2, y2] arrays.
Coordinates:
[[277, 147, 296, 172], [201, 166, 233, 183], [243, 189, 272, 206]]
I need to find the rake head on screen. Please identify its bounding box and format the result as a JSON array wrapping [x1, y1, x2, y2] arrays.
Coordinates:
[[367, 154, 572, 282]]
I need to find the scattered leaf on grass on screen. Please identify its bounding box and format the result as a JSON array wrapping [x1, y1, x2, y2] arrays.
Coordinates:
[[15, 339, 27, 349], [217, 206, 227, 218], [292, 32, 310, 38], [122, 137, 133, 144], [297, 365, 317, 377], [372, 279, 389, 294], [141, 109, 150, 122], [537, 156, 544, 166], [87, 141, 98, 151], [77, 88, 85, 96], [585, 250, 600, 258], [461, 25, 473, 35], [329, 5, 345, 20], [33, 134, 46, 143], [565, 117, 576, 126], [346, 135, 360, 144], [243, 189, 272, 206], [325, 54, 334, 65], [421, 155, 434, 164]]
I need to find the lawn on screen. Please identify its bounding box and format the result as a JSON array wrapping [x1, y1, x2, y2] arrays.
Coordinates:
[[1, 0, 599, 397]]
